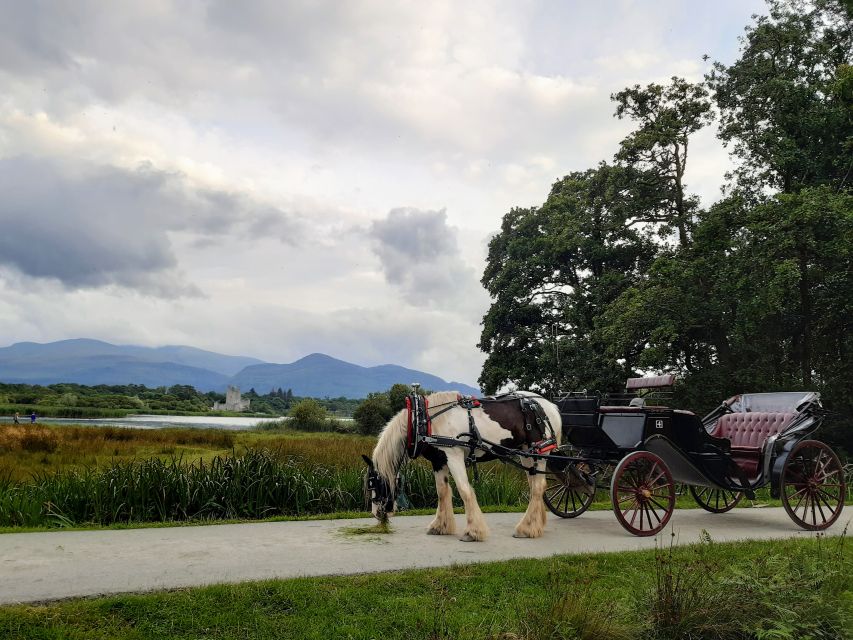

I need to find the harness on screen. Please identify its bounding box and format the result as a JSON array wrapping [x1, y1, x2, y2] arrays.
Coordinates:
[[366, 390, 563, 514], [406, 391, 558, 472]]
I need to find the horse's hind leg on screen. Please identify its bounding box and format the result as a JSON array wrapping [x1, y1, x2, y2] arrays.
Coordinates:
[[514, 460, 548, 539], [427, 466, 456, 535], [446, 451, 489, 542]]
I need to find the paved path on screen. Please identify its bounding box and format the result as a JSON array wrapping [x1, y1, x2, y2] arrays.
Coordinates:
[[0, 507, 847, 604]]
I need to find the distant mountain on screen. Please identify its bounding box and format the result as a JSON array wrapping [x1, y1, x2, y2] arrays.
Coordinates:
[[0, 340, 479, 397], [231, 353, 479, 398], [0, 339, 262, 377], [0, 355, 230, 390]]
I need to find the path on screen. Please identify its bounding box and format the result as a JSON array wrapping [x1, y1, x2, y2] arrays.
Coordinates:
[[0, 507, 847, 604]]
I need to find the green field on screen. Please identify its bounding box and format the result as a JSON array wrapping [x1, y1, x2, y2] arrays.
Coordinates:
[[0, 535, 849, 639]]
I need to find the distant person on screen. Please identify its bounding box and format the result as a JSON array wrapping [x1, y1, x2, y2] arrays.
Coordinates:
[[30, 411, 36, 424], [13, 412, 19, 424]]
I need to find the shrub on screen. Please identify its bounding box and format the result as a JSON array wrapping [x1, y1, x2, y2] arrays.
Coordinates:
[[353, 394, 392, 435], [288, 399, 330, 431]]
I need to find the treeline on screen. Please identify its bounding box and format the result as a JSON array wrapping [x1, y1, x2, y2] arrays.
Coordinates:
[[479, 2, 853, 449], [0, 382, 360, 417]]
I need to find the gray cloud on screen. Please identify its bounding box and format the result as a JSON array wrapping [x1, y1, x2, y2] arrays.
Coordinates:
[[369, 207, 487, 313], [0, 155, 299, 296]]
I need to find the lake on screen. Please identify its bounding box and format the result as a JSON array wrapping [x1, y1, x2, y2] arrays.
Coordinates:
[[3, 414, 285, 431]]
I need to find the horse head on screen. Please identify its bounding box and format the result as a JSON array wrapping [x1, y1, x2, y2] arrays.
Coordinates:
[[362, 454, 397, 520]]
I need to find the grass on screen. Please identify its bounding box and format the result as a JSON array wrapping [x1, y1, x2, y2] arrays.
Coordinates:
[[0, 421, 846, 531], [0, 535, 848, 639]]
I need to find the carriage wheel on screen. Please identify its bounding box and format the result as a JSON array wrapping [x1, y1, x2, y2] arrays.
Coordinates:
[[780, 440, 845, 531], [689, 485, 743, 513], [611, 451, 675, 537], [543, 467, 596, 518]]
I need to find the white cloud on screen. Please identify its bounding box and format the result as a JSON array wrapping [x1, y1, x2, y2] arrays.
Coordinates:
[[0, 0, 766, 386]]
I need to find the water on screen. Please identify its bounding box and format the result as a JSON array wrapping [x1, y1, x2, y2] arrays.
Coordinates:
[[2, 414, 285, 431]]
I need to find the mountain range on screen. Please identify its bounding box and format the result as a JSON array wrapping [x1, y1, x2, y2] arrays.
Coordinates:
[[0, 339, 479, 397]]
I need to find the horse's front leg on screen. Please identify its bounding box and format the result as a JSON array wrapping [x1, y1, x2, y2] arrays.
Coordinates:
[[514, 459, 548, 539], [446, 451, 489, 542], [427, 465, 456, 535]]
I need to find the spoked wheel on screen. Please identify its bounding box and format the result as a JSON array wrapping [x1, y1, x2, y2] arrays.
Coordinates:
[[781, 440, 845, 531], [544, 466, 596, 518], [611, 451, 676, 536], [689, 485, 743, 513]]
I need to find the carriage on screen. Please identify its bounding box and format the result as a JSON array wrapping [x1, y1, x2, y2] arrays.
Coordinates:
[[365, 378, 845, 540], [545, 376, 846, 536]]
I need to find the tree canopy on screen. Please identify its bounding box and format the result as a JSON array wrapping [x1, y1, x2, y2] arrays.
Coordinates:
[[478, 0, 853, 450]]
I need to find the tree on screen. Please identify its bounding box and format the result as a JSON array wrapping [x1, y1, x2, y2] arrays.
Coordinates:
[[288, 399, 328, 431], [353, 393, 393, 435], [706, 0, 853, 194], [612, 77, 713, 246], [479, 164, 656, 394]]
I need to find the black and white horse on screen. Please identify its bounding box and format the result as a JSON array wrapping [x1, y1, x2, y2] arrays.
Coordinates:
[[363, 390, 563, 541]]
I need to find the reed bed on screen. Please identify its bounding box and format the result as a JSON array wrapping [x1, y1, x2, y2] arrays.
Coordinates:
[[0, 448, 532, 528]]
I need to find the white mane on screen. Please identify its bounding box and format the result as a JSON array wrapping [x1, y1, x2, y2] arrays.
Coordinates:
[[372, 391, 460, 482]]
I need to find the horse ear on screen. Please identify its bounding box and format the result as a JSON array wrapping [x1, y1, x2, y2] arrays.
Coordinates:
[[361, 454, 374, 468]]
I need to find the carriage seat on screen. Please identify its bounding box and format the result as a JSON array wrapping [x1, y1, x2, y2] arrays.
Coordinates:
[[710, 412, 795, 477]]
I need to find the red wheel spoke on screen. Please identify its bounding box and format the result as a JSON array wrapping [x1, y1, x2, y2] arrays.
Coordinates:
[[648, 496, 670, 512]]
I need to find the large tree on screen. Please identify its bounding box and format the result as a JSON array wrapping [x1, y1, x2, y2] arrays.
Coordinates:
[[707, 0, 853, 194], [612, 77, 713, 246], [479, 164, 655, 394]]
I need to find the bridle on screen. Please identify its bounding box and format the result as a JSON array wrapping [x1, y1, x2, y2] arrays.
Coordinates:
[[364, 463, 400, 516], [363, 396, 470, 514]]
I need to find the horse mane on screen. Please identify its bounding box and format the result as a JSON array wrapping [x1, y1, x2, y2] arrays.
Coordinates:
[[373, 390, 461, 482]]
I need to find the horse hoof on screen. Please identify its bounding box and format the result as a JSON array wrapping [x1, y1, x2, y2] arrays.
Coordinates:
[[427, 528, 442, 535], [459, 533, 478, 542], [513, 532, 529, 539]]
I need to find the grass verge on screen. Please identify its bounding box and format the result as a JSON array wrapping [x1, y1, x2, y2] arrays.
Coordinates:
[[0, 535, 848, 639]]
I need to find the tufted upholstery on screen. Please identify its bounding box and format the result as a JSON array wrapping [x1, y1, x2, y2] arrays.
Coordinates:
[[711, 412, 795, 478], [712, 412, 795, 448], [626, 374, 675, 390]]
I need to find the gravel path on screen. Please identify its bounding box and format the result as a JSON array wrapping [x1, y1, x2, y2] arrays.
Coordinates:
[[0, 507, 847, 604]]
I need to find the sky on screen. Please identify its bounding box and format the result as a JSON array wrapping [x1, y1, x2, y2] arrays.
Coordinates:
[[0, 0, 766, 386]]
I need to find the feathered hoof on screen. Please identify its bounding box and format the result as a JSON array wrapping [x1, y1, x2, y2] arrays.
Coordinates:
[[427, 526, 455, 535], [459, 532, 481, 542], [512, 532, 530, 538]]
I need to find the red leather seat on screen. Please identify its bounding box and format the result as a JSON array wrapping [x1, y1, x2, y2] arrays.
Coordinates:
[[710, 412, 795, 477]]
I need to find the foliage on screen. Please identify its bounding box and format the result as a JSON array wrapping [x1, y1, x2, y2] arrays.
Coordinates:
[[287, 399, 330, 431], [352, 384, 429, 435], [478, 1, 853, 452], [706, 0, 853, 194], [353, 393, 393, 435], [0, 381, 361, 418]]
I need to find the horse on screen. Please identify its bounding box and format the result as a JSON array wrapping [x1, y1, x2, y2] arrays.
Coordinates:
[[362, 390, 567, 541]]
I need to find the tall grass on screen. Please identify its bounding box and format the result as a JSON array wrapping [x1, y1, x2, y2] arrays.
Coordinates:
[[0, 449, 532, 528]]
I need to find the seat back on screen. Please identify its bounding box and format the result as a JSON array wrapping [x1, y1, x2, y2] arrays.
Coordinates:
[[557, 397, 598, 427], [711, 412, 795, 449]]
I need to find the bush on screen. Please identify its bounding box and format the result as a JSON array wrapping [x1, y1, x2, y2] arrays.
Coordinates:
[[288, 399, 329, 431], [353, 393, 392, 435]]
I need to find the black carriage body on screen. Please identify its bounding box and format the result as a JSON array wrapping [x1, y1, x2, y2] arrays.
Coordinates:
[[551, 384, 842, 535], [556, 391, 824, 495]]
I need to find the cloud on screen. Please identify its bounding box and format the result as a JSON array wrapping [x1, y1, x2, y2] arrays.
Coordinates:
[[369, 207, 487, 314], [0, 155, 300, 296]]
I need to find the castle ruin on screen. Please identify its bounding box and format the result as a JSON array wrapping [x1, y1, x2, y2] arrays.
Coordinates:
[[212, 385, 251, 412]]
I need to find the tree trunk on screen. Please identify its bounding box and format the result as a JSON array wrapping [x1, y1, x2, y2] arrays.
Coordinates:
[[798, 249, 812, 386]]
